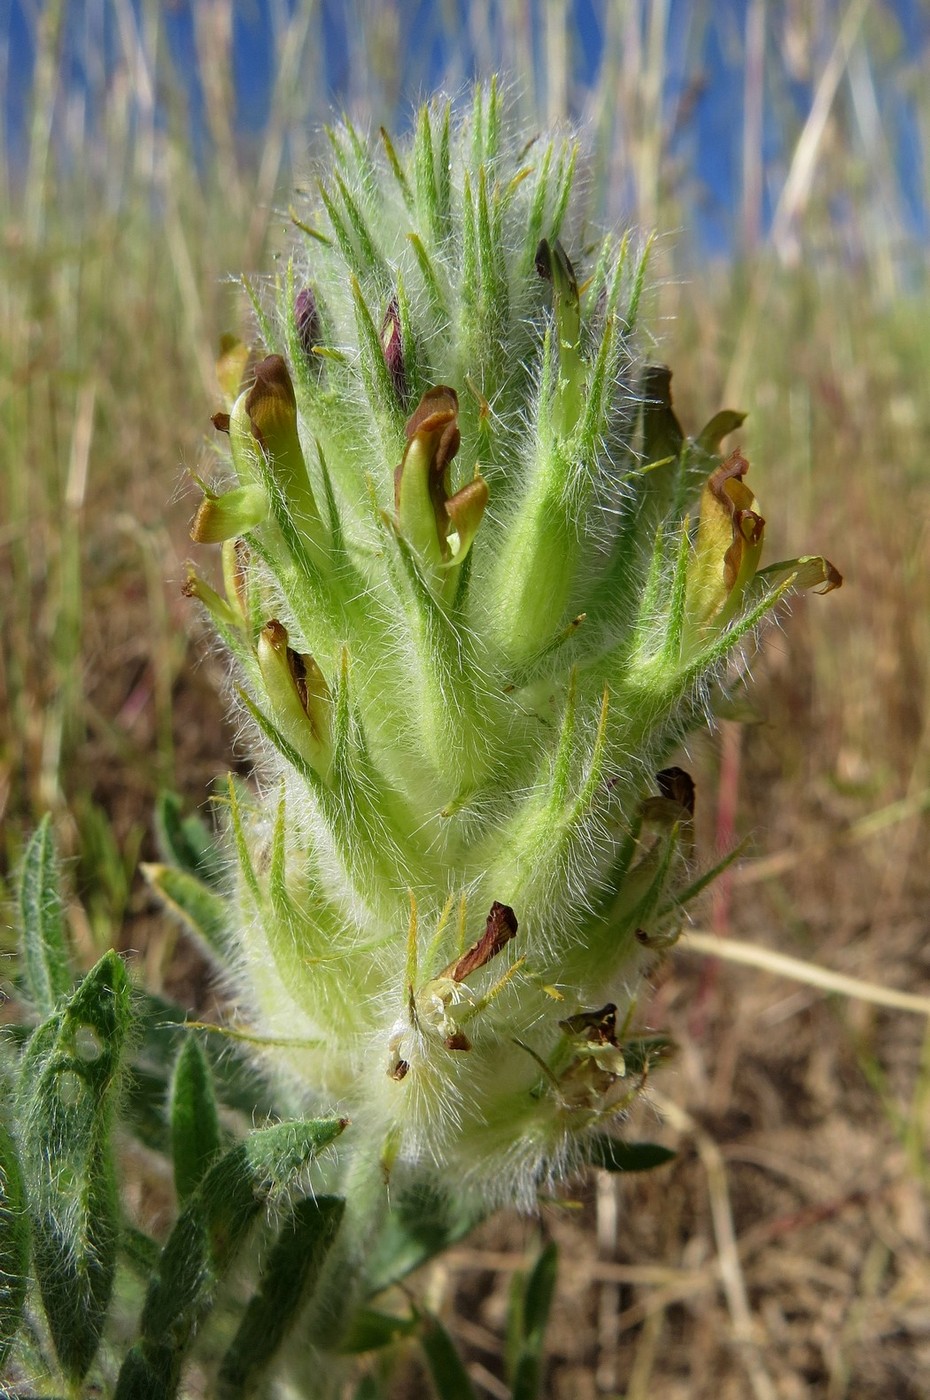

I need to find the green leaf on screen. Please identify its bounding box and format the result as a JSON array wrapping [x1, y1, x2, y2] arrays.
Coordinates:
[[154, 792, 225, 888], [520, 1240, 558, 1348], [0, 1122, 29, 1373], [18, 949, 133, 1385], [338, 1307, 419, 1354], [123, 991, 267, 1153], [142, 863, 229, 963], [582, 1136, 676, 1173], [170, 1039, 222, 1202], [115, 1117, 346, 1400], [217, 1195, 345, 1397], [18, 815, 72, 1014], [508, 1242, 558, 1400], [364, 1183, 486, 1297], [420, 1314, 477, 1400]]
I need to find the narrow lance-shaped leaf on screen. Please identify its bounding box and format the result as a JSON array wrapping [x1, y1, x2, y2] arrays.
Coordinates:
[[364, 1183, 486, 1297], [217, 1195, 345, 1398], [420, 1313, 478, 1400], [18, 814, 72, 1013], [0, 1122, 29, 1373], [582, 1134, 677, 1172], [508, 1241, 558, 1400], [115, 1117, 347, 1400], [169, 1038, 222, 1202], [17, 949, 133, 1386]]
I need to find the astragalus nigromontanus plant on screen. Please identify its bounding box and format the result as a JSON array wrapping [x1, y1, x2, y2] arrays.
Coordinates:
[[3, 84, 842, 1400]]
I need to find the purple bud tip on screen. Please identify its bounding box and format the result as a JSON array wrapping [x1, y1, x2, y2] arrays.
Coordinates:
[[380, 296, 408, 406], [295, 286, 321, 359]]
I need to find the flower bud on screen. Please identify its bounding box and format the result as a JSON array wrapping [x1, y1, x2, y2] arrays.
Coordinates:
[[256, 620, 332, 774], [684, 449, 765, 642], [229, 356, 328, 564], [393, 386, 463, 570], [380, 296, 407, 406], [294, 286, 321, 361]]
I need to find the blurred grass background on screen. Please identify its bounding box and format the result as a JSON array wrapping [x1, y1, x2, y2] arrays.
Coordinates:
[[2, 1, 929, 1396]]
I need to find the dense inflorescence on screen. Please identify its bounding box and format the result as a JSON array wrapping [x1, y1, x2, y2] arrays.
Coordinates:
[[179, 83, 839, 1207]]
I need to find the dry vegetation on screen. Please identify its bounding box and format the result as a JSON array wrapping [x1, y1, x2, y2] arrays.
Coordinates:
[[2, 2, 929, 1397]]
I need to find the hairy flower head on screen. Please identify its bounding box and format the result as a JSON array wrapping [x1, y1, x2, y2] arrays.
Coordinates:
[[179, 83, 840, 1207]]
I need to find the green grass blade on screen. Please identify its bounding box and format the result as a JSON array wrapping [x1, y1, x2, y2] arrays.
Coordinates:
[[169, 1038, 222, 1202], [18, 815, 72, 1014], [217, 1195, 345, 1397], [509, 1241, 558, 1400], [18, 950, 133, 1386]]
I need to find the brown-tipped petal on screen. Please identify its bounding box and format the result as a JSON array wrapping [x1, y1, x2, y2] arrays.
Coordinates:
[[558, 1004, 618, 1044], [656, 767, 696, 815], [757, 554, 843, 594], [190, 484, 267, 543], [245, 355, 298, 448], [686, 449, 765, 630], [395, 386, 461, 564], [443, 473, 489, 564], [447, 901, 518, 983], [181, 567, 241, 630], [212, 411, 231, 434], [404, 385, 459, 450], [257, 620, 332, 769]]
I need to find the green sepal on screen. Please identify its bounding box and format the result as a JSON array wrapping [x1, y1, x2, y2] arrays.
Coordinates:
[[217, 1195, 345, 1397], [142, 863, 229, 963], [115, 1118, 347, 1400], [154, 791, 225, 889], [0, 1122, 29, 1373], [170, 1038, 222, 1202], [18, 950, 132, 1385], [582, 1135, 676, 1172], [18, 814, 73, 1014], [420, 1313, 477, 1400]]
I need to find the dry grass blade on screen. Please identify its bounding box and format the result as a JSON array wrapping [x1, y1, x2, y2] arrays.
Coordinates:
[[682, 931, 930, 1018]]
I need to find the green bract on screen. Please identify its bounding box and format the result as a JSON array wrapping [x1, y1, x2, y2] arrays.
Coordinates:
[[184, 84, 840, 1209]]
